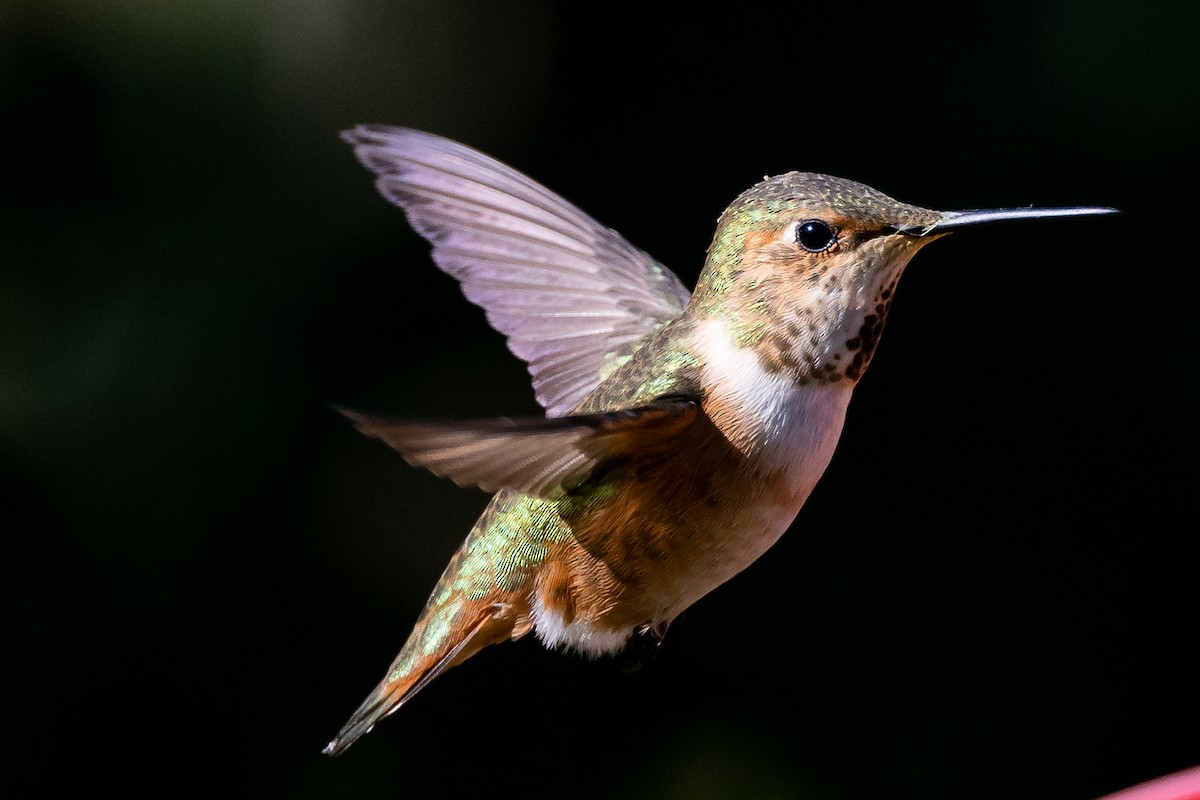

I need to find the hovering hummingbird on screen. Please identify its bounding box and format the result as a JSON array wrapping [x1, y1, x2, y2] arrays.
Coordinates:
[[325, 126, 1115, 755]]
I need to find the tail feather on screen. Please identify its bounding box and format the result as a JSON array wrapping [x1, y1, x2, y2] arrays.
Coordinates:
[[323, 604, 513, 756]]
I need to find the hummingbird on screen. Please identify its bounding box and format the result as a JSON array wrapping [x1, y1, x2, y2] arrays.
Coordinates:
[[324, 126, 1116, 755]]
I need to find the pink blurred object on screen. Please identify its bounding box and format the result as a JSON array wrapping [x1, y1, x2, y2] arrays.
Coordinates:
[[1099, 766, 1200, 800]]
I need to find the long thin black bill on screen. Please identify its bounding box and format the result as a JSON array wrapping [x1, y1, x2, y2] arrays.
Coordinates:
[[916, 205, 1120, 236]]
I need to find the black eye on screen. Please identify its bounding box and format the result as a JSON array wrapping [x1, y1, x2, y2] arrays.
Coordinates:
[[796, 220, 836, 252]]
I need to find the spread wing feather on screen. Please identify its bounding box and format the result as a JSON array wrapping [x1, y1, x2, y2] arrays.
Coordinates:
[[343, 126, 692, 416], [340, 397, 698, 498]]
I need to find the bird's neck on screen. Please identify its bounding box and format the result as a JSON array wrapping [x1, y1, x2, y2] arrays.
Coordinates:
[[689, 317, 854, 476], [687, 235, 924, 388]]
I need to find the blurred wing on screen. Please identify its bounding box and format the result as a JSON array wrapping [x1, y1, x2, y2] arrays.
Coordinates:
[[340, 396, 698, 498], [343, 125, 693, 417]]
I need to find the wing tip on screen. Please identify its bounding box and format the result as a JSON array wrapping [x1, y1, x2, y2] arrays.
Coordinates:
[[331, 404, 370, 428], [341, 125, 433, 175], [342, 125, 482, 169], [341, 123, 409, 144]]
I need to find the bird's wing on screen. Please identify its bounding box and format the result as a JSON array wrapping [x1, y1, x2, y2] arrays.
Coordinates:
[[339, 396, 698, 498], [343, 126, 693, 417]]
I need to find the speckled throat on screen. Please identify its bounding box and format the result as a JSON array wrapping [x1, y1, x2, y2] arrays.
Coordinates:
[[744, 249, 911, 384], [683, 172, 946, 388]]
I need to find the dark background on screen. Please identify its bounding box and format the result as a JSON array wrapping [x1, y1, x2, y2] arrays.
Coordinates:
[[3, 2, 1197, 797]]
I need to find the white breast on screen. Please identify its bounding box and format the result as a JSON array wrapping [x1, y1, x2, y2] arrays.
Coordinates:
[[694, 317, 853, 489], [669, 317, 856, 612]]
